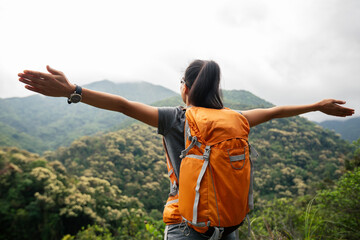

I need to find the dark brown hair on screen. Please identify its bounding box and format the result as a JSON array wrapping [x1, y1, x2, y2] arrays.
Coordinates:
[[184, 60, 223, 109]]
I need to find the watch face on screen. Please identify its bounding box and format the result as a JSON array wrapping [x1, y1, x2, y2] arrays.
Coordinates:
[[70, 94, 82, 103]]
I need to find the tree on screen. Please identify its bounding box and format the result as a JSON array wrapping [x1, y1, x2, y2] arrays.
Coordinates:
[[315, 168, 360, 239]]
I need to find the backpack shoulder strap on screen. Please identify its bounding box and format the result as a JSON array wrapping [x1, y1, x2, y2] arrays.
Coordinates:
[[162, 138, 178, 196], [179, 118, 203, 159]]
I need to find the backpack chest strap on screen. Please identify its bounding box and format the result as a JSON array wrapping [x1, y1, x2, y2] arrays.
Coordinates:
[[179, 136, 203, 159]]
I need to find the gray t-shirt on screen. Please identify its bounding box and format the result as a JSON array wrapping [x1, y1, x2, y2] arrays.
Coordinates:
[[157, 106, 186, 179]]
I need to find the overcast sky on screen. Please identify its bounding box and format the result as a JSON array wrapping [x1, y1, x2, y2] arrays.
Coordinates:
[[0, 0, 359, 122]]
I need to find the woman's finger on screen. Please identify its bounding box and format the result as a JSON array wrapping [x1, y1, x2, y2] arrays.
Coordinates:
[[18, 73, 46, 85], [342, 108, 355, 115], [46, 65, 63, 75], [23, 70, 52, 80], [19, 77, 45, 90], [24, 85, 43, 94], [18, 77, 32, 85], [336, 106, 354, 116], [332, 99, 346, 105]]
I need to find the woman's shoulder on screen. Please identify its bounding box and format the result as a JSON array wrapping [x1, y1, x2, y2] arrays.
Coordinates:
[[158, 106, 186, 135], [158, 106, 186, 117]]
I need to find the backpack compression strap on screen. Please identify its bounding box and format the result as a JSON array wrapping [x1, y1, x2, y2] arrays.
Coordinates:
[[162, 138, 179, 197]]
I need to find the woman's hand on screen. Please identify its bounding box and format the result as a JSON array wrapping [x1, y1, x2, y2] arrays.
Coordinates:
[[316, 99, 355, 117], [18, 65, 75, 98]]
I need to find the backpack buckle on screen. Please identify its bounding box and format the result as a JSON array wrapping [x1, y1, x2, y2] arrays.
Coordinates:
[[180, 136, 198, 159], [203, 146, 211, 160]]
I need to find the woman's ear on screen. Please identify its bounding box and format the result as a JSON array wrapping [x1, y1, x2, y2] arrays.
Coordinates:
[[184, 84, 190, 94], [181, 84, 190, 105]]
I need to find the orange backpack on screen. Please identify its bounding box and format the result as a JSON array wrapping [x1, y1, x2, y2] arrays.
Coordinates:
[[176, 107, 256, 237]]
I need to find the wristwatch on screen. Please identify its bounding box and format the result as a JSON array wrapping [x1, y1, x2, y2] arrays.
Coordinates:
[[67, 85, 82, 104]]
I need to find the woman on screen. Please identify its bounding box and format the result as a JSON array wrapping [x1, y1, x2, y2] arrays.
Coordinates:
[[18, 60, 354, 239]]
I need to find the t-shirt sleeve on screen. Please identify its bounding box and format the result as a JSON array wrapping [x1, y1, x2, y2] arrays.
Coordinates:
[[157, 107, 181, 136]]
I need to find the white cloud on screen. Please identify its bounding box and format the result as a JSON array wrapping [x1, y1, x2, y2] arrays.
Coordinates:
[[0, 0, 358, 121]]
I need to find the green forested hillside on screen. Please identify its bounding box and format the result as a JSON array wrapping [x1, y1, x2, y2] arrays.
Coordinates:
[[249, 117, 352, 198], [223, 89, 273, 108], [0, 81, 177, 153], [45, 125, 168, 212], [1, 125, 359, 239], [0, 146, 162, 240], [0, 121, 45, 153]]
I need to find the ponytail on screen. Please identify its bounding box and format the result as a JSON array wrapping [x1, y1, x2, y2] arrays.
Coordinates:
[[184, 60, 223, 109]]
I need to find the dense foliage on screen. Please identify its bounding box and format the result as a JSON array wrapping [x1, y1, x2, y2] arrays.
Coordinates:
[[45, 125, 168, 212], [1, 134, 358, 239], [0, 147, 164, 240], [239, 167, 360, 240], [249, 117, 352, 199]]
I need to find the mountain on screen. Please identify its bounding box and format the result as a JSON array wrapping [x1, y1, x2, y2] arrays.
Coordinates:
[[319, 117, 360, 142], [0, 82, 271, 154], [222, 89, 273, 108], [0, 81, 177, 153], [152, 89, 273, 110], [84, 80, 176, 103]]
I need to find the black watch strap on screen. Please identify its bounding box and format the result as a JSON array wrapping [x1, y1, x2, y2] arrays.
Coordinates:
[[75, 85, 82, 95]]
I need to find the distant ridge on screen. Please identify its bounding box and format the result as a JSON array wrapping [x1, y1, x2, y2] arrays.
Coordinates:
[[223, 89, 273, 108], [319, 117, 360, 142], [84, 80, 178, 104]]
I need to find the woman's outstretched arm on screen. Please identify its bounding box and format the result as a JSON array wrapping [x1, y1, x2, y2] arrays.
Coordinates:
[[18, 65, 158, 127], [242, 99, 355, 127]]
